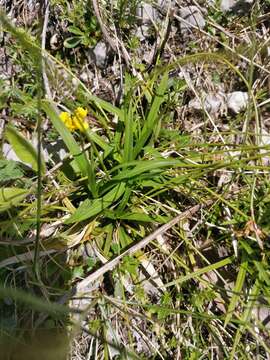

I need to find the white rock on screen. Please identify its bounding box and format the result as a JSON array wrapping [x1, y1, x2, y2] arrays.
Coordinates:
[[204, 94, 224, 114], [188, 92, 226, 114], [136, 3, 158, 24], [261, 129, 270, 147], [49, 33, 60, 50], [179, 6, 205, 32], [220, 0, 253, 12], [92, 41, 109, 69], [220, 0, 237, 11], [227, 91, 248, 113]]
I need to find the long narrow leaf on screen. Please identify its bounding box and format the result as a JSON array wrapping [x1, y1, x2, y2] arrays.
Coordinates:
[[123, 97, 134, 162], [224, 256, 248, 327], [164, 257, 233, 287], [104, 210, 169, 223], [230, 280, 260, 359], [65, 182, 126, 223], [112, 159, 186, 181], [133, 72, 168, 158]]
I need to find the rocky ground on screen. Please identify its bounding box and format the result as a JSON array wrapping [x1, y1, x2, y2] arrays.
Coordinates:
[[1, 0, 270, 359]]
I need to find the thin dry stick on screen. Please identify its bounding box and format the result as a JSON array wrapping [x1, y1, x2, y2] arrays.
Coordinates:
[[0, 249, 56, 269], [75, 199, 213, 292]]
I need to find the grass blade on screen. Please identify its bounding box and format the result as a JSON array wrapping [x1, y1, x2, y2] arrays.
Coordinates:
[[112, 159, 186, 181], [164, 257, 233, 287], [133, 72, 168, 158], [224, 255, 248, 327]]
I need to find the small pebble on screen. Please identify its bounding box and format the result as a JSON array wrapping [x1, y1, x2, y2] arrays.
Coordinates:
[[92, 41, 109, 69], [188, 92, 225, 114], [227, 91, 248, 113]]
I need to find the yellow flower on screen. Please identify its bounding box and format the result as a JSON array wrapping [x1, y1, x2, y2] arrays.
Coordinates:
[[73, 107, 89, 132], [72, 117, 89, 132], [59, 112, 76, 131], [59, 111, 70, 123], [59, 107, 89, 132], [74, 107, 88, 120]]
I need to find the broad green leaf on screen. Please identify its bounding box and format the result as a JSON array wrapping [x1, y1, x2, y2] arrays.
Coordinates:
[[65, 182, 126, 223], [118, 226, 132, 248], [0, 187, 28, 212], [5, 125, 46, 174]]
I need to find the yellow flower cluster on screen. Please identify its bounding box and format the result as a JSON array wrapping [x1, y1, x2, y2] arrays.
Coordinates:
[[59, 107, 89, 132]]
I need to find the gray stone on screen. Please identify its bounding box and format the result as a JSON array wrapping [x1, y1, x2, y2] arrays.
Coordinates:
[[227, 91, 248, 113], [92, 41, 109, 69], [188, 92, 226, 114], [136, 3, 159, 25], [220, 0, 237, 11], [179, 6, 205, 32], [220, 0, 254, 12], [157, 0, 175, 11]]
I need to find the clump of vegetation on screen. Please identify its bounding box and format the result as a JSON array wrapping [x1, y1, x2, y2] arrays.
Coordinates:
[[1, 1, 270, 359]]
